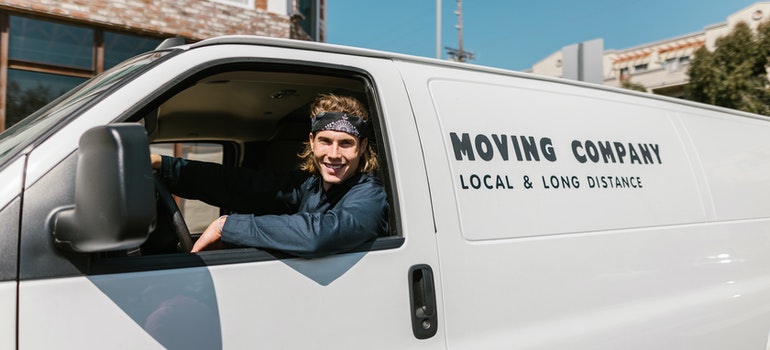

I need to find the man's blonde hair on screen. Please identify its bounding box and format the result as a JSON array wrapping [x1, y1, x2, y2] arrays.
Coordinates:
[[299, 94, 380, 174]]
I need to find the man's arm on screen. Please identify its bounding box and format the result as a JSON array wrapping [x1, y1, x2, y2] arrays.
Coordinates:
[[209, 179, 389, 258], [156, 155, 304, 214]]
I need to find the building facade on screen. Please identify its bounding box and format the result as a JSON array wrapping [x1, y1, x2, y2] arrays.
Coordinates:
[[530, 2, 770, 98], [0, 0, 325, 130]]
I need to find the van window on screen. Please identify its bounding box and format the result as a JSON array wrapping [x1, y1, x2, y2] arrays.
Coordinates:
[[116, 63, 400, 267], [150, 143, 223, 232]]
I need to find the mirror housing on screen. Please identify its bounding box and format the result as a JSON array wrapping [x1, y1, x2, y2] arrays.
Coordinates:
[[51, 124, 156, 253]]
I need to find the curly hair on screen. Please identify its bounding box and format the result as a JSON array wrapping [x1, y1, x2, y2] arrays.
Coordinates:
[[298, 94, 380, 174]]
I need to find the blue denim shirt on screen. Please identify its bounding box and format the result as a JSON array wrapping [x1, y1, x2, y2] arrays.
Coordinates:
[[160, 156, 389, 258]]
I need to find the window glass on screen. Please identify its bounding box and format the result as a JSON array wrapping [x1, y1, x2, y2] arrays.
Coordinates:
[[0, 51, 168, 164], [6, 69, 86, 128], [150, 143, 224, 233], [298, 0, 318, 40], [104, 32, 162, 70], [9, 16, 93, 69]]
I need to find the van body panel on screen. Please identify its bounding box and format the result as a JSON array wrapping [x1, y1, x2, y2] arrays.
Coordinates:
[[676, 110, 770, 220], [394, 59, 770, 348], [428, 76, 705, 239], [0, 282, 16, 350], [0, 157, 24, 211], [17, 45, 445, 348], [18, 277, 163, 349], [0, 196, 20, 281]]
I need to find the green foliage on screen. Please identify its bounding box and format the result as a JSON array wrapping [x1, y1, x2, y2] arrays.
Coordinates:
[[620, 80, 647, 92], [686, 21, 770, 115]]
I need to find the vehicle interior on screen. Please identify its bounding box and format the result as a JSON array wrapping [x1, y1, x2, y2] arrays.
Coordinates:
[[128, 63, 395, 257]]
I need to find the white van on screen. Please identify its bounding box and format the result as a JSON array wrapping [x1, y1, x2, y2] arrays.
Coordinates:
[[2, 36, 769, 349]]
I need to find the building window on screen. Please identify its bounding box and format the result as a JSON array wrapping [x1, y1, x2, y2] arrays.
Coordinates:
[[9, 16, 94, 70], [1, 13, 162, 130], [104, 32, 162, 70], [620, 67, 630, 80], [298, 0, 320, 40], [211, 0, 255, 9], [679, 56, 690, 64], [6, 69, 86, 127], [634, 63, 648, 72]]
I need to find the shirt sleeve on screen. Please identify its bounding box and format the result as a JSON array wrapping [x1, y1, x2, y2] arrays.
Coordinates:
[[221, 177, 389, 258], [158, 155, 304, 214]]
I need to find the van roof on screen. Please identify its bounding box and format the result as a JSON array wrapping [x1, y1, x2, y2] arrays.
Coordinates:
[[186, 35, 768, 122]]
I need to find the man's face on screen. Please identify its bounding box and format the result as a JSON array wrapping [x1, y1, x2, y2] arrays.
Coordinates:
[[310, 130, 367, 190]]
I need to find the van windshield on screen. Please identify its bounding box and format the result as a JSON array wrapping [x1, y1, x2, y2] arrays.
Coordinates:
[[0, 50, 172, 166]]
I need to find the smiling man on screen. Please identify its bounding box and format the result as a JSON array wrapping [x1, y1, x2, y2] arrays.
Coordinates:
[[152, 94, 389, 257]]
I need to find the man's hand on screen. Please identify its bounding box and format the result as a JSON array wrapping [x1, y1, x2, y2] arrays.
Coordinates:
[[191, 217, 225, 252], [150, 154, 162, 170]]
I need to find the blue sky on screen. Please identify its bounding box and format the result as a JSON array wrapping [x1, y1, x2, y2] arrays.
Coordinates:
[[326, 0, 762, 71]]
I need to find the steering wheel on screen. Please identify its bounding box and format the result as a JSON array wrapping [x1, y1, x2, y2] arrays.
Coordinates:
[[153, 175, 194, 252]]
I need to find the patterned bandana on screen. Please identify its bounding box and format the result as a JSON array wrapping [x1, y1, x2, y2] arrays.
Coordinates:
[[310, 111, 368, 139]]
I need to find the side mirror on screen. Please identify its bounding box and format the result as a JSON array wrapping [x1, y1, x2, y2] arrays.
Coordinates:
[[50, 124, 156, 253]]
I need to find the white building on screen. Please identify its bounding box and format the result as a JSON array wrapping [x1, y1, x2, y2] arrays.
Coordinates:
[[530, 2, 770, 98]]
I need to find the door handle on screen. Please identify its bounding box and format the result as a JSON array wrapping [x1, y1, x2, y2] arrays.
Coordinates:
[[409, 264, 438, 339]]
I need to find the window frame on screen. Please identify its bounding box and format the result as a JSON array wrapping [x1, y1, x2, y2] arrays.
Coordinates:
[[87, 59, 404, 275], [210, 0, 256, 10]]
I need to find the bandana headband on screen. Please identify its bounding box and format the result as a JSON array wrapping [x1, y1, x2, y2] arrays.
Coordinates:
[[310, 111, 368, 139]]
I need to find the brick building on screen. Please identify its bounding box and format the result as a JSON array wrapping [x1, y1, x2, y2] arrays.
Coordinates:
[[0, 0, 325, 130]]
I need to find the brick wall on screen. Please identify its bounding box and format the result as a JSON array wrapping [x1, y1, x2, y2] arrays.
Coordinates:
[[0, 0, 290, 40]]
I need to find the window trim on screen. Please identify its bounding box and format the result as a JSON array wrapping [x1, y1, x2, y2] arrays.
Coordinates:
[[89, 236, 405, 275], [210, 0, 256, 10]]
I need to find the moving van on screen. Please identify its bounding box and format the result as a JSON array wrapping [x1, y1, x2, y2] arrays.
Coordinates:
[[1, 36, 769, 349]]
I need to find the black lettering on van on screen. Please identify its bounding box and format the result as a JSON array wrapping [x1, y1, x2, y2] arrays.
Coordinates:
[[450, 132, 475, 161], [650, 144, 662, 164], [628, 144, 641, 164], [572, 140, 586, 163], [475, 135, 494, 161], [491, 134, 509, 160], [541, 137, 557, 161], [638, 144, 653, 164], [511, 135, 523, 161], [585, 141, 600, 163], [520, 136, 540, 161], [613, 142, 626, 164], [598, 141, 615, 163]]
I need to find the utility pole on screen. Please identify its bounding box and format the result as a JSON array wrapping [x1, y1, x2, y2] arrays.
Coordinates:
[[436, 0, 442, 59], [445, 0, 474, 62]]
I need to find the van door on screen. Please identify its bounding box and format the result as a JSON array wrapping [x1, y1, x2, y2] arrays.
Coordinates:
[[16, 44, 443, 349]]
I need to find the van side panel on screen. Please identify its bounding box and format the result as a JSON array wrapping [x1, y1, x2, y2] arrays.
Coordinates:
[[396, 60, 770, 349], [0, 157, 23, 281], [0, 158, 22, 350], [0, 282, 16, 350], [0, 197, 19, 350], [676, 110, 770, 220], [427, 78, 705, 240]]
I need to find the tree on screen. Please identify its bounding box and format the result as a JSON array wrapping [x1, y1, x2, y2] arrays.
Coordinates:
[[620, 80, 647, 92], [686, 21, 770, 115]]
